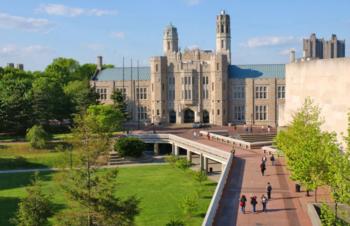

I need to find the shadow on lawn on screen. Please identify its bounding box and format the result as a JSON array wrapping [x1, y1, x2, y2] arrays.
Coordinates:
[[0, 196, 21, 226], [0, 157, 49, 171], [0, 171, 53, 190]]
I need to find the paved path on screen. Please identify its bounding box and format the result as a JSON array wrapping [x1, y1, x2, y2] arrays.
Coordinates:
[[176, 130, 312, 226]]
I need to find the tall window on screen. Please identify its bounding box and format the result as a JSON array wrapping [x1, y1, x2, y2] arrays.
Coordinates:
[[277, 86, 285, 99], [233, 86, 245, 99], [255, 86, 267, 99], [138, 106, 148, 120], [255, 105, 267, 121], [96, 88, 107, 100], [136, 88, 147, 100], [234, 106, 245, 121]]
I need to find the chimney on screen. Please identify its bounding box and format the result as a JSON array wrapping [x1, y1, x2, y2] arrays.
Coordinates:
[[16, 64, 24, 70], [7, 63, 14, 68], [96, 56, 103, 71], [289, 50, 296, 63]]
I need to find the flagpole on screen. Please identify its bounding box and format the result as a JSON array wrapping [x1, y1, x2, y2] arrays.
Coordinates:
[[137, 60, 140, 130]]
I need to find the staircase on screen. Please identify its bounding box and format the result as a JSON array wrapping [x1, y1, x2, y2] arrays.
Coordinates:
[[108, 152, 122, 165], [238, 133, 276, 143]]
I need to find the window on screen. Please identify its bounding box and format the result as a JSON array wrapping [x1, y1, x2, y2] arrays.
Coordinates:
[[155, 64, 158, 72], [96, 88, 107, 100], [136, 88, 147, 100], [277, 86, 285, 99], [138, 106, 148, 120], [233, 86, 245, 99], [255, 105, 267, 121], [167, 41, 170, 50], [221, 40, 224, 49], [116, 88, 126, 97], [152, 83, 154, 92], [234, 106, 245, 121], [217, 109, 220, 115], [157, 109, 160, 116], [217, 63, 220, 70], [255, 86, 267, 99]]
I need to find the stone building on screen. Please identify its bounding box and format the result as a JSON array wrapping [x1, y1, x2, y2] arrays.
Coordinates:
[[91, 11, 285, 127], [303, 33, 345, 59]]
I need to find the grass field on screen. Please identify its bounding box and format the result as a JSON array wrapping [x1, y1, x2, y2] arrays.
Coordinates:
[[0, 142, 76, 170], [0, 165, 216, 226]]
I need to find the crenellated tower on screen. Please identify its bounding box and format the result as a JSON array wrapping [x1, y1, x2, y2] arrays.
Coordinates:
[[216, 10, 231, 64], [163, 24, 179, 55]]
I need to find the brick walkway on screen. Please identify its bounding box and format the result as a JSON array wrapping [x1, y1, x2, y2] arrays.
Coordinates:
[[176, 131, 312, 226]]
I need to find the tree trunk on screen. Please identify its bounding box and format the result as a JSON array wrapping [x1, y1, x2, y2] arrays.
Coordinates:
[[334, 201, 338, 226], [314, 187, 318, 203]]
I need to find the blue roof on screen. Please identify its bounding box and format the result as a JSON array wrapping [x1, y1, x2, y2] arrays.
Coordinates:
[[229, 64, 285, 79], [95, 64, 285, 81], [95, 67, 150, 81]]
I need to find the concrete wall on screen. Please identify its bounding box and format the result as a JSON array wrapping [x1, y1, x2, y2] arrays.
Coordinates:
[[281, 58, 350, 145]]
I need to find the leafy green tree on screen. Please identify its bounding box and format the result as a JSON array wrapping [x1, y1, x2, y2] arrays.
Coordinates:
[[11, 172, 52, 226], [60, 105, 139, 226], [64, 80, 98, 113], [114, 137, 145, 157], [275, 98, 332, 201], [111, 90, 129, 121], [45, 58, 81, 84], [26, 125, 50, 149], [193, 171, 208, 185], [32, 76, 71, 124], [0, 69, 33, 133]]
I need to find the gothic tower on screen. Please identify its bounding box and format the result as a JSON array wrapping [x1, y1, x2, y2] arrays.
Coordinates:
[[216, 10, 231, 64], [163, 24, 179, 55]]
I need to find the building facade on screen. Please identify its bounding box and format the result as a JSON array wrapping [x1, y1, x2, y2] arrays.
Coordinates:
[[303, 33, 345, 59], [91, 11, 285, 126]]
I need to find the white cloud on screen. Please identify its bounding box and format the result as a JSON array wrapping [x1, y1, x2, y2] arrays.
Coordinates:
[[0, 44, 54, 58], [242, 36, 300, 48], [111, 31, 125, 39], [37, 4, 117, 17], [185, 0, 201, 6], [0, 12, 53, 32]]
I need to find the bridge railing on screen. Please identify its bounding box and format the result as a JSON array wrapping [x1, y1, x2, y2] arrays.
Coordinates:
[[202, 153, 234, 226], [199, 131, 252, 149]]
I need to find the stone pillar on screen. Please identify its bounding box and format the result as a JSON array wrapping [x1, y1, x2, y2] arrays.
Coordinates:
[[186, 150, 192, 163], [174, 145, 179, 156], [154, 143, 159, 155], [171, 144, 175, 155], [204, 157, 209, 173], [195, 110, 201, 123], [199, 154, 204, 171]]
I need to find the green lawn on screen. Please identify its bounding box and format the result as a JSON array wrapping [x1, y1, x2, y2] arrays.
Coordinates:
[[0, 165, 216, 226], [0, 143, 76, 170]]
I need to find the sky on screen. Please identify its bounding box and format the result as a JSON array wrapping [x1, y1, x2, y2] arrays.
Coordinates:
[[0, 0, 349, 71]]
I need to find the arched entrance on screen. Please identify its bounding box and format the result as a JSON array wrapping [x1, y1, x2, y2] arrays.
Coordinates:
[[203, 110, 209, 123], [169, 110, 176, 123], [183, 109, 195, 123]]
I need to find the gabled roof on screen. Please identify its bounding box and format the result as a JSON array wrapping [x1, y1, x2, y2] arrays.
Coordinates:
[[93, 64, 285, 81], [94, 67, 150, 81], [229, 64, 285, 79]]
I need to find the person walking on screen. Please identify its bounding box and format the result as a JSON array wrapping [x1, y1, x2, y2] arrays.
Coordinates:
[[260, 162, 266, 176], [239, 195, 247, 214], [270, 154, 275, 166], [250, 195, 258, 213], [262, 155, 267, 164], [261, 194, 268, 212], [267, 182, 272, 199]]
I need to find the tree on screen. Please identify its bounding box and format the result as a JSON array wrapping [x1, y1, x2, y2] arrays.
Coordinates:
[[0, 69, 33, 133], [26, 125, 50, 149], [114, 137, 145, 157], [45, 58, 81, 84], [11, 172, 52, 226], [59, 105, 139, 226], [111, 90, 129, 121], [275, 98, 332, 201], [64, 80, 98, 114], [180, 194, 199, 218], [193, 171, 208, 185]]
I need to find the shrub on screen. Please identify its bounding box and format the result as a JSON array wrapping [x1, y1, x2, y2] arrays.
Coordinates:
[[175, 158, 191, 170], [114, 137, 145, 157], [165, 155, 179, 166], [26, 125, 50, 149], [193, 171, 208, 184]]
